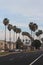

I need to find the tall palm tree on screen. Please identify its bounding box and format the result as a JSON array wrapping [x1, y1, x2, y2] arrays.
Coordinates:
[[3, 18, 9, 51], [7, 24, 12, 49], [15, 28, 19, 40], [13, 26, 16, 42], [17, 28, 21, 38], [12, 26, 21, 49], [22, 32, 26, 43], [32, 23, 38, 38], [15, 27, 21, 40], [29, 22, 33, 37], [29, 22, 38, 36], [32, 23, 38, 32], [29, 22, 38, 42]]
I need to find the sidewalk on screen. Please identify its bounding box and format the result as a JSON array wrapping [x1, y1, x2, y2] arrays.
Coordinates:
[[0, 52, 21, 57]]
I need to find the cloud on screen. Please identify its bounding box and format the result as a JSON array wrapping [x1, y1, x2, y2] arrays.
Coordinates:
[[0, 0, 43, 17], [13, 22, 28, 28], [0, 0, 43, 40], [38, 26, 43, 30]]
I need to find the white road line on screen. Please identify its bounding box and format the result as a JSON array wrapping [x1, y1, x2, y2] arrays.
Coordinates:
[[29, 54, 43, 65]]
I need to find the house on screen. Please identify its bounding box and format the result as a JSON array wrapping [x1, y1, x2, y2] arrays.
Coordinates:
[[0, 40, 16, 51]]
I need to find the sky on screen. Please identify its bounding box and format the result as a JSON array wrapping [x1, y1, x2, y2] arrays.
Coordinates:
[[0, 0, 43, 41]]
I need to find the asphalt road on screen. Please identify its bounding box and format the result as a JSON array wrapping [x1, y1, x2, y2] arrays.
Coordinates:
[[32, 55, 43, 65], [0, 51, 43, 65]]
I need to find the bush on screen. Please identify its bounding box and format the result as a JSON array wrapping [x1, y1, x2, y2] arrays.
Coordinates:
[[32, 39, 41, 49]]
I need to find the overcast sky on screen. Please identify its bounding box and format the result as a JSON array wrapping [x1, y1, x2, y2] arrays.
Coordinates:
[[0, 0, 43, 40]]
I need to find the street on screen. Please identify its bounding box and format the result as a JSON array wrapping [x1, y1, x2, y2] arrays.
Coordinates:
[[0, 51, 43, 65]]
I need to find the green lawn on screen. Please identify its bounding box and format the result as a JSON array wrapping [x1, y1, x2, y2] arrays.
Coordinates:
[[0, 52, 10, 56]]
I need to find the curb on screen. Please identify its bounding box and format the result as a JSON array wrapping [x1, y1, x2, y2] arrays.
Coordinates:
[[0, 52, 20, 57]]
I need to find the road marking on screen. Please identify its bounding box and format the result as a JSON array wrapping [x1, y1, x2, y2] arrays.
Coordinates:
[[29, 54, 43, 65]]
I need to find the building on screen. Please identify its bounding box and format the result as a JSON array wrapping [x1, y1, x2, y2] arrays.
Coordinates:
[[0, 40, 16, 51]]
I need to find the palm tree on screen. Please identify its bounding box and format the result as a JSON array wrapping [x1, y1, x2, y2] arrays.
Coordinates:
[[12, 26, 16, 49], [15, 28, 21, 40], [22, 32, 25, 43], [13, 26, 16, 42], [7, 24, 12, 49], [32, 23, 38, 32], [32, 23, 38, 38], [36, 30, 43, 40], [29, 22, 33, 37], [3, 18, 9, 51], [16, 28, 19, 40], [29, 22, 38, 42], [29, 22, 38, 36], [17, 28, 21, 38]]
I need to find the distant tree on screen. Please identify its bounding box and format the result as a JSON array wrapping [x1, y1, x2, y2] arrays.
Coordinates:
[[18, 28, 21, 38], [7, 24, 12, 49], [36, 30, 43, 40], [29, 22, 38, 37], [12, 26, 16, 42], [3, 18, 9, 51], [29, 22, 33, 37], [15, 28, 19, 40], [3, 18, 9, 41], [29, 22, 38, 44], [16, 37, 23, 49], [32, 39, 41, 49], [16, 28, 21, 38], [36, 30, 42, 36]]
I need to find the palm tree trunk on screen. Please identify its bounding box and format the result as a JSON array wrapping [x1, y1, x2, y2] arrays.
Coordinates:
[[5, 26, 6, 43], [13, 32, 15, 42], [31, 30, 32, 44], [23, 35, 24, 42], [31, 30, 32, 37], [9, 31, 11, 50], [19, 33, 20, 39], [33, 32, 35, 39], [4, 26, 6, 51], [19, 33, 20, 38], [13, 32, 15, 50], [16, 33, 17, 41], [39, 35, 41, 41]]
